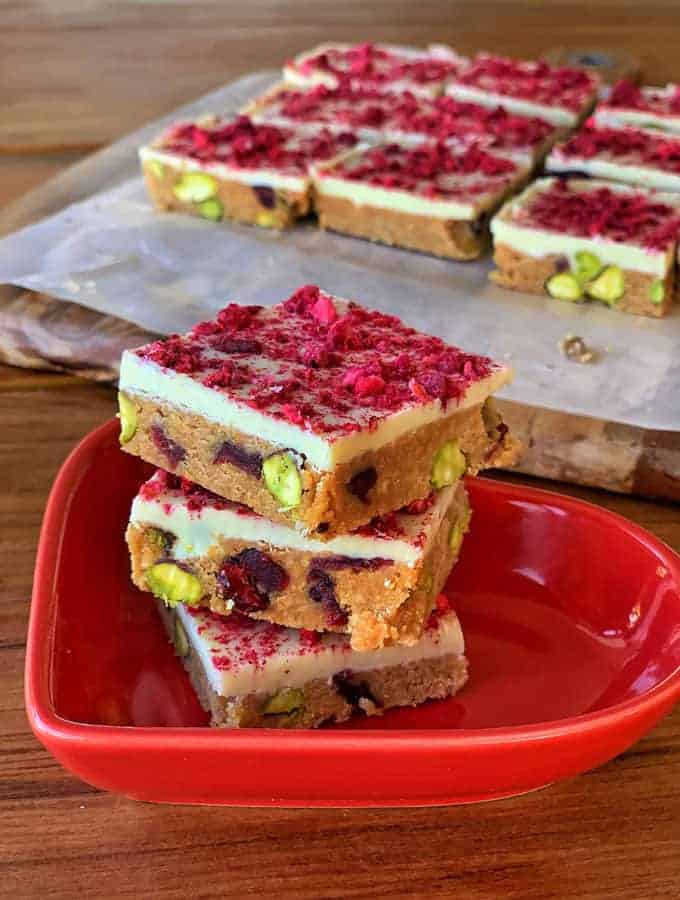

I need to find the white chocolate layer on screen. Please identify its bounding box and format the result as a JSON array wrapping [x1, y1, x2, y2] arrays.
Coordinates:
[[594, 106, 680, 136], [491, 177, 677, 277], [130, 476, 463, 566], [546, 150, 680, 194], [313, 172, 479, 220], [139, 146, 310, 193], [178, 603, 465, 697], [446, 83, 579, 127]]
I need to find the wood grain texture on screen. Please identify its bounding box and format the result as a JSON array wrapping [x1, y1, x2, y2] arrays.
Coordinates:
[[3, 0, 680, 152], [1, 2, 679, 897]]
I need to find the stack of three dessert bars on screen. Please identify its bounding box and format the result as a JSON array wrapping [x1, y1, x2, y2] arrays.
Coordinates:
[[118, 285, 517, 728]]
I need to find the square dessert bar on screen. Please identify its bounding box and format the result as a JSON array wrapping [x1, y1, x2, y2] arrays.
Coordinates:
[[312, 141, 530, 259], [118, 286, 516, 537], [380, 94, 561, 163], [546, 120, 680, 193], [594, 80, 680, 136], [490, 177, 680, 317], [246, 83, 560, 164], [244, 83, 392, 143], [283, 42, 465, 98], [445, 52, 599, 127], [127, 471, 470, 650], [139, 115, 358, 229], [157, 600, 468, 728]]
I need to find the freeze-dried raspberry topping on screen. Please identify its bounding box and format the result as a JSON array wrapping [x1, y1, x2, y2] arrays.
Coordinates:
[[516, 180, 680, 251], [138, 469, 254, 516], [293, 42, 461, 88], [554, 121, 680, 173], [454, 53, 597, 111], [194, 610, 291, 671], [393, 95, 556, 150], [134, 286, 502, 440], [259, 84, 394, 129], [186, 602, 454, 676], [158, 115, 358, 174], [326, 142, 518, 201], [605, 80, 680, 116], [259, 85, 555, 152]]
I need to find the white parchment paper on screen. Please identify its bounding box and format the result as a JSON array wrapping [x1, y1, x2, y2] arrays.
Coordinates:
[[0, 71, 678, 431]]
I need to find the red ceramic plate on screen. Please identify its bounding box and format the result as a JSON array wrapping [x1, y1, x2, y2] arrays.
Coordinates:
[[27, 419, 680, 807]]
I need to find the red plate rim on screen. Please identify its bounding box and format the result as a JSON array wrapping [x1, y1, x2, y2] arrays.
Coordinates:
[[26, 418, 680, 752]]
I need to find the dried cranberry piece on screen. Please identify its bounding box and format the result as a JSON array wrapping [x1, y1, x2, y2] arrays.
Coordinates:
[[235, 548, 290, 595], [218, 549, 289, 612], [252, 185, 276, 208], [346, 467, 377, 503], [332, 671, 380, 710], [307, 568, 348, 627], [554, 255, 570, 273], [217, 562, 267, 612], [213, 440, 263, 478], [150, 424, 186, 468]]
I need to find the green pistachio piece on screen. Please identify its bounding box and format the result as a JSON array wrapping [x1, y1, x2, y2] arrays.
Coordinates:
[[586, 266, 625, 305], [649, 279, 665, 305], [147, 159, 165, 180], [449, 520, 465, 555], [431, 440, 467, 489], [256, 211, 279, 228], [145, 562, 202, 608], [173, 172, 218, 203], [262, 688, 305, 716], [173, 616, 189, 657], [449, 509, 471, 554], [546, 273, 584, 302], [118, 392, 138, 444], [573, 250, 602, 283], [262, 451, 302, 508], [198, 198, 224, 221]]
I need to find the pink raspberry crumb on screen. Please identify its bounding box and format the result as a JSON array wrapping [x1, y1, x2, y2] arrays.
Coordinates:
[[310, 293, 338, 324]]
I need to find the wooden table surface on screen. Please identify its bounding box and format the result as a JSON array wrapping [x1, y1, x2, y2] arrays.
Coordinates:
[[2, 3, 679, 897]]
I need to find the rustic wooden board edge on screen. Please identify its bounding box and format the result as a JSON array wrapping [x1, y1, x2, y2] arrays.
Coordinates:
[[497, 399, 680, 503]]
